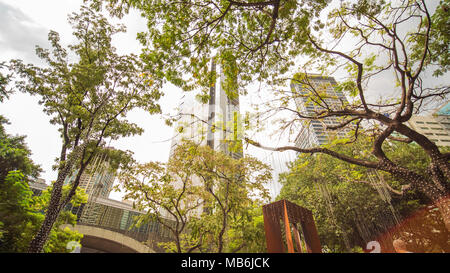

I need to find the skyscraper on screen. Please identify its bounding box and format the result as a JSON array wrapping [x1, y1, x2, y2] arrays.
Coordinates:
[[170, 59, 243, 158], [164, 60, 243, 218], [291, 75, 351, 149], [64, 151, 116, 199]]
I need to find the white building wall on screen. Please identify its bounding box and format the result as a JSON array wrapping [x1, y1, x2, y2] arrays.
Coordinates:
[[407, 114, 450, 147]]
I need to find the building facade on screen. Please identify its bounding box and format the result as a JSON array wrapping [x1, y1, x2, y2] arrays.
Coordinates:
[[68, 196, 174, 251], [291, 75, 351, 149], [29, 178, 48, 196], [406, 102, 450, 147], [64, 152, 116, 199], [28, 181, 174, 252], [164, 60, 244, 218], [170, 60, 243, 159]]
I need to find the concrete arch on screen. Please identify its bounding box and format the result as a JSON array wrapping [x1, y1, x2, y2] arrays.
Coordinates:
[[62, 224, 155, 253]]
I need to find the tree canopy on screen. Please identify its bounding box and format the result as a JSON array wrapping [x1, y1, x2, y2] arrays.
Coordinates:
[[118, 141, 271, 253], [9, 6, 161, 252], [0, 170, 87, 252], [87, 0, 450, 230], [278, 136, 450, 252], [0, 115, 42, 183]]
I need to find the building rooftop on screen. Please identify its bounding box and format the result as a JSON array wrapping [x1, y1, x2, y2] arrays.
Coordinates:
[[435, 102, 450, 116]]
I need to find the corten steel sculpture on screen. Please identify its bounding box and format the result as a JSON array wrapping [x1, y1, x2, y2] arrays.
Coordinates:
[[263, 199, 321, 253]]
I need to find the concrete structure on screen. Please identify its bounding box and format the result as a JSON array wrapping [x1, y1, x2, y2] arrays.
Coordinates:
[[67, 196, 174, 252], [62, 224, 156, 253], [406, 102, 450, 147], [29, 178, 48, 196], [29, 182, 174, 253], [291, 75, 351, 149]]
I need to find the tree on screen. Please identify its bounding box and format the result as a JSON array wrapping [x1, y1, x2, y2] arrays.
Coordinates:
[[0, 115, 41, 252], [88, 0, 450, 229], [0, 170, 87, 253], [189, 143, 271, 253], [9, 6, 161, 252], [34, 182, 88, 253], [0, 62, 13, 102], [118, 144, 207, 253], [118, 141, 271, 253], [0, 171, 42, 252], [278, 136, 450, 252], [223, 202, 268, 253]]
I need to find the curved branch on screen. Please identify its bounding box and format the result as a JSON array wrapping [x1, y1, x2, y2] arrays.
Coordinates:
[[245, 137, 379, 169], [306, 32, 370, 112]]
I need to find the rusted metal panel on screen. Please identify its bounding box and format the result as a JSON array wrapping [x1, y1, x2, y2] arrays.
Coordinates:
[[262, 203, 284, 253], [263, 200, 322, 253]]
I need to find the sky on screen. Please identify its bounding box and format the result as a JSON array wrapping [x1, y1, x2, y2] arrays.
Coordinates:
[[0, 0, 448, 201]]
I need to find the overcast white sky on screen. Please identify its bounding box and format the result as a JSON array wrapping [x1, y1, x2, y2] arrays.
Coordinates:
[[0, 0, 448, 201]]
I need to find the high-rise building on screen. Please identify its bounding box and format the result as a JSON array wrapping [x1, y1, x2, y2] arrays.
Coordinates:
[[291, 75, 351, 149], [168, 92, 210, 157], [406, 102, 450, 147], [64, 152, 116, 199], [170, 59, 243, 159], [164, 60, 243, 218]]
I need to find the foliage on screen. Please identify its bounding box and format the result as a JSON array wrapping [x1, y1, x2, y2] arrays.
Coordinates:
[[119, 157, 206, 253], [8, 5, 161, 252], [88, 0, 450, 230], [37, 184, 87, 253], [411, 0, 450, 76], [0, 171, 41, 252], [118, 141, 271, 253], [0, 62, 12, 102], [188, 143, 271, 252], [87, 0, 329, 94], [0, 120, 41, 252], [224, 203, 267, 253], [278, 136, 450, 252], [0, 170, 86, 252]]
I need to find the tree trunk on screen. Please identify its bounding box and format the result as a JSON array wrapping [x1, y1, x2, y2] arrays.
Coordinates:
[[428, 157, 450, 231], [27, 165, 70, 252], [435, 195, 450, 232], [379, 159, 450, 232], [28, 143, 89, 252], [175, 232, 182, 253], [217, 213, 227, 253], [27, 202, 63, 252]]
